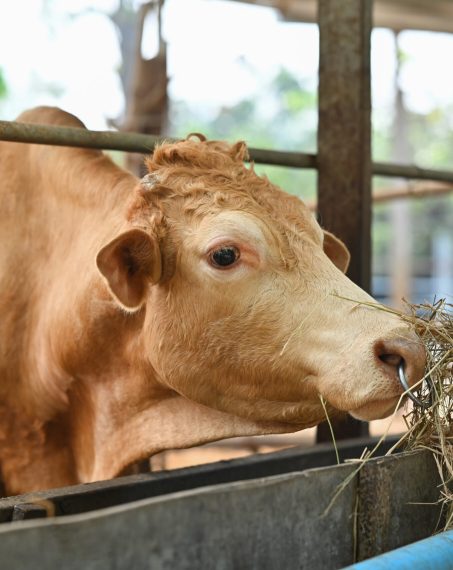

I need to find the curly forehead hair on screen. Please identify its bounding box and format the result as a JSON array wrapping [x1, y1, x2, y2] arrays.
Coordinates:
[[135, 135, 304, 214], [130, 135, 270, 215], [146, 134, 250, 174]]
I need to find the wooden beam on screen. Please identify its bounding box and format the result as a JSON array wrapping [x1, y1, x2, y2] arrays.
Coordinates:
[[228, 0, 453, 35], [316, 0, 373, 442]]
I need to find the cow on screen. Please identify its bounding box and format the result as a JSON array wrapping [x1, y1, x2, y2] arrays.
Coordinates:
[[0, 107, 425, 496]]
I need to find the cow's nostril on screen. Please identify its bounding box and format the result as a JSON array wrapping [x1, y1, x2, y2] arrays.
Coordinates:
[[379, 353, 403, 368], [377, 352, 405, 385], [374, 335, 425, 391]]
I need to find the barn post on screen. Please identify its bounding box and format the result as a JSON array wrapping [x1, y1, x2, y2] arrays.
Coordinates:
[[316, 0, 373, 441]]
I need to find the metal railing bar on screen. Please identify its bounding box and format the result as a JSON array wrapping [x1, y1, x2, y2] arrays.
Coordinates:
[[0, 119, 166, 153], [304, 181, 453, 211], [0, 120, 317, 169], [373, 161, 453, 184], [1, 119, 453, 183]]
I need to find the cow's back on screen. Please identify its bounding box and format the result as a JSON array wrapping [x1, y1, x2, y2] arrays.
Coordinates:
[[0, 107, 137, 400], [0, 109, 74, 392]]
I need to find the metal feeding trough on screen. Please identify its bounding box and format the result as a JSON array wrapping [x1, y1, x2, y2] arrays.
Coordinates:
[[0, 437, 444, 569]]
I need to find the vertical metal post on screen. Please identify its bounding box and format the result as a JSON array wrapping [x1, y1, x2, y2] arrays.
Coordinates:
[[317, 0, 373, 441], [318, 0, 372, 290]]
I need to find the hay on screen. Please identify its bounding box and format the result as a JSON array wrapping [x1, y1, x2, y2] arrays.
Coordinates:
[[395, 299, 453, 531], [324, 297, 453, 530]]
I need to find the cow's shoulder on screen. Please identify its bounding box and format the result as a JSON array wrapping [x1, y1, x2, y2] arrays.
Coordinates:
[[15, 106, 86, 129]]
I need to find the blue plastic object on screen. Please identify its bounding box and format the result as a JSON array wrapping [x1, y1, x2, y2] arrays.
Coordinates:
[[343, 530, 453, 569]]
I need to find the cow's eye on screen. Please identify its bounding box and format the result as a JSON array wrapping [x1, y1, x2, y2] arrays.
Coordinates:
[[209, 246, 240, 268]]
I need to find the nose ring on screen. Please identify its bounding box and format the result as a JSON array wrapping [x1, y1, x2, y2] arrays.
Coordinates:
[[398, 362, 434, 409]]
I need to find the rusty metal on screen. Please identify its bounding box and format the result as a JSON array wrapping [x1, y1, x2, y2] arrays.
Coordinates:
[[0, 119, 163, 154], [2, 120, 453, 183], [317, 0, 372, 291], [373, 161, 453, 183], [357, 451, 441, 561], [304, 182, 453, 211], [316, 0, 373, 443], [372, 181, 453, 202], [0, 120, 317, 168]]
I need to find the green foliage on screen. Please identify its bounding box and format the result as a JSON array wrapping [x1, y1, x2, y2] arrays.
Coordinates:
[[168, 66, 317, 199], [0, 68, 7, 99], [410, 105, 453, 169], [170, 63, 453, 287], [372, 99, 453, 286]]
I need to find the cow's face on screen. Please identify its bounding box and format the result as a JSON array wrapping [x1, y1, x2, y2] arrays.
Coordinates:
[[97, 138, 425, 431]]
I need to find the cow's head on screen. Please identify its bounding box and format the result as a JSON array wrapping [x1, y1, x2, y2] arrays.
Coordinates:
[[94, 136, 424, 476]]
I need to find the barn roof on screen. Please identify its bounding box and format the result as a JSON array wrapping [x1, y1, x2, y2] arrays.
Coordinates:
[[230, 0, 453, 34]]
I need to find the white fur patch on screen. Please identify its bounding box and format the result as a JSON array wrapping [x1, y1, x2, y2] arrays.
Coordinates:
[[140, 173, 160, 190]]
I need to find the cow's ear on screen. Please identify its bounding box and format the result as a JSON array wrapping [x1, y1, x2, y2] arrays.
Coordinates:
[[96, 229, 161, 310], [323, 230, 350, 273]]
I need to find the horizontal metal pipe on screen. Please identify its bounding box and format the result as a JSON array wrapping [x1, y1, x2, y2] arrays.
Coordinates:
[[1, 119, 453, 183], [0, 119, 167, 154], [304, 182, 453, 210], [344, 530, 453, 569], [0, 120, 317, 169], [372, 181, 453, 202], [373, 161, 453, 183]]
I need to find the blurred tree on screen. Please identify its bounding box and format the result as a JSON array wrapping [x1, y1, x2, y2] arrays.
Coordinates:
[[170, 67, 316, 150], [372, 99, 453, 303], [169, 67, 318, 201], [111, 0, 167, 135], [110, 0, 167, 174]]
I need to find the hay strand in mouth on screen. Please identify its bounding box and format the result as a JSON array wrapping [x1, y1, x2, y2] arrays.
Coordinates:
[[319, 395, 340, 465]]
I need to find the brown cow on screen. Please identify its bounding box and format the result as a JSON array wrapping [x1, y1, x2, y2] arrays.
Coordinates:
[[0, 107, 424, 495]]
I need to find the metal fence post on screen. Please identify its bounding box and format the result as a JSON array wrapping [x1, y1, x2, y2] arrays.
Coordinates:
[[317, 0, 373, 441]]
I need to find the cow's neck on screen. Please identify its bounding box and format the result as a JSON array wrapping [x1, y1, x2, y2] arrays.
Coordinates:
[[69, 370, 296, 483], [0, 280, 296, 492], [53, 297, 293, 482], [33, 277, 300, 484]]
